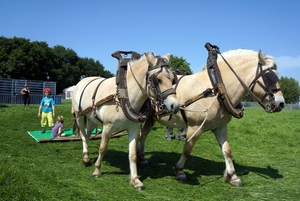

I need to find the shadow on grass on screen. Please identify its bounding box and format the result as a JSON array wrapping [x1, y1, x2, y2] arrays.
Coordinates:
[[89, 150, 283, 186]]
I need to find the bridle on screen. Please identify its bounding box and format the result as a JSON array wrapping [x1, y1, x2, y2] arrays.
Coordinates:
[[146, 56, 177, 111], [248, 62, 281, 112], [218, 51, 281, 113]]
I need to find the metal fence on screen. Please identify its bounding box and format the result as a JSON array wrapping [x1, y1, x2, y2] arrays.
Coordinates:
[[0, 78, 60, 104], [242, 102, 300, 110]]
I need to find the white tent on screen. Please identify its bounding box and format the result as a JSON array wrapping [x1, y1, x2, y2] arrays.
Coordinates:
[[63, 85, 76, 99]]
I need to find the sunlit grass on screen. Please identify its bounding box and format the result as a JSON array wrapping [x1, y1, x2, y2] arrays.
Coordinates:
[[0, 103, 299, 200]]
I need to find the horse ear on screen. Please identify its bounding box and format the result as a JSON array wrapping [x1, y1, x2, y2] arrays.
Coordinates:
[[163, 53, 171, 62], [144, 52, 156, 67], [258, 50, 266, 65]]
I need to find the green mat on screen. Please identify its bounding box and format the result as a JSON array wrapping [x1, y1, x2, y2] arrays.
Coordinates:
[[27, 128, 102, 142]]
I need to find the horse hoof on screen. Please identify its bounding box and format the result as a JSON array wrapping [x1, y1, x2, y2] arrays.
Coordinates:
[[175, 172, 187, 182], [139, 160, 149, 168], [92, 175, 99, 178], [230, 179, 243, 187], [82, 161, 91, 167], [135, 186, 145, 190]]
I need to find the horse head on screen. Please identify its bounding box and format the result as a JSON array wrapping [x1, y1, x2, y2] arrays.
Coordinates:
[[145, 52, 179, 114], [248, 50, 285, 113]]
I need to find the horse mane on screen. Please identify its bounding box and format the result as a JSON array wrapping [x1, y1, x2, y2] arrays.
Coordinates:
[[202, 49, 276, 71], [128, 53, 146, 66]]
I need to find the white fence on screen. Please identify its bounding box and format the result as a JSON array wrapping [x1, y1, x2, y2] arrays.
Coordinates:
[[242, 102, 300, 110]]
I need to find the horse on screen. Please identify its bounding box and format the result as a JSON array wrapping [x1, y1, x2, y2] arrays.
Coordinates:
[[138, 46, 285, 187], [72, 52, 180, 190]]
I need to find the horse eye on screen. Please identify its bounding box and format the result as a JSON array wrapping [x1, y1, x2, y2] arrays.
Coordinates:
[[157, 78, 162, 84]]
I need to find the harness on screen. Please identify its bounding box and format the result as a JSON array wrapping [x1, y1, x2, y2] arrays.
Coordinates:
[[114, 51, 152, 122], [76, 51, 176, 123], [158, 42, 281, 125]]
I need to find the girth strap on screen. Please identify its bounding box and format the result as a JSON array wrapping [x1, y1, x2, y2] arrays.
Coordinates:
[[78, 77, 102, 112], [77, 78, 114, 124]]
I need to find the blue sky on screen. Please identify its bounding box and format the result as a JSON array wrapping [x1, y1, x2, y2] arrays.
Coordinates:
[[1, 0, 300, 83]]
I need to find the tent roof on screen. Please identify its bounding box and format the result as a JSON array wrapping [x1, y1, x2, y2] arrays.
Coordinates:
[[63, 85, 76, 93]]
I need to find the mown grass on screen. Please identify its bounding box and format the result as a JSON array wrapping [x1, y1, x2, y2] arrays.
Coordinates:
[[0, 100, 299, 201]]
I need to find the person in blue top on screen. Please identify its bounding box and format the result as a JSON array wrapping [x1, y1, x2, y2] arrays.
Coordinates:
[[38, 88, 55, 133]]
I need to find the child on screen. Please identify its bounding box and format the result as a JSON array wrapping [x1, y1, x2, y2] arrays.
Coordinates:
[[52, 116, 66, 138], [38, 88, 55, 133], [71, 107, 78, 136]]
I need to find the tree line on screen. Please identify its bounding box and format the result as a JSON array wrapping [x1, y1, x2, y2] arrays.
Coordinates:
[[0, 36, 113, 93], [0, 36, 299, 103]]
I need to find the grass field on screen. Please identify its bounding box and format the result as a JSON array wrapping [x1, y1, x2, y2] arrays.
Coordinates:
[[0, 100, 299, 201]]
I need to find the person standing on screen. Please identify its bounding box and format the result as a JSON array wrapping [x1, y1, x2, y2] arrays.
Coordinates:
[[38, 88, 55, 133], [21, 84, 30, 107], [165, 127, 186, 141]]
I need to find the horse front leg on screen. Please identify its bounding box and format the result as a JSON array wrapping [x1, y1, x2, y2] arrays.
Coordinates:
[[137, 118, 155, 167], [129, 126, 145, 190], [213, 125, 243, 187], [174, 127, 201, 182]]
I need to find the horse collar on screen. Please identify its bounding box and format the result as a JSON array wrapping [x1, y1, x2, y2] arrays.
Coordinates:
[[113, 51, 152, 123]]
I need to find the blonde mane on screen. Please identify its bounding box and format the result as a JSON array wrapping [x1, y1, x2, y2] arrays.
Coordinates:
[[128, 54, 146, 66], [202, 49, 276, 70], [219, 49, 257, 60]]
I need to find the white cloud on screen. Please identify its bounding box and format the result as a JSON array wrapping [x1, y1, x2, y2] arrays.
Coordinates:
[[275, 55, 300, 69]]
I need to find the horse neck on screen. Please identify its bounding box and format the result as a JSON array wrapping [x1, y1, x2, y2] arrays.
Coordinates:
[[218, 55, 258, 105], [126, 58, 148, 109]]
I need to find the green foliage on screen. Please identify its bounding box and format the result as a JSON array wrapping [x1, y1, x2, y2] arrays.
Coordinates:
[[0, 36, 114, 94], [280, 76, 300, 103], [0, 102, 299, 200], [169, 55, 193, 75]]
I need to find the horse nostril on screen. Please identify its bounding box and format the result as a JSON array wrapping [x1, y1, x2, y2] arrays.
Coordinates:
[[279, 102, 285, 109]]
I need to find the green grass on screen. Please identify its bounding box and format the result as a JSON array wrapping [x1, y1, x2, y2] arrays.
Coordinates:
[[0, 102, 299, 201]]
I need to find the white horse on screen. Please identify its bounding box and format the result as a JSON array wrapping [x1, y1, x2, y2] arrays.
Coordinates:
[[72, 52, 180, 190], [138, 47, 285, 187]]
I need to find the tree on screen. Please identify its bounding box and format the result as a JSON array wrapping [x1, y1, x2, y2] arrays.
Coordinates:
[[0, 36, 114, 94], [280, 76, 300, 104], [168, 55, 193, 75]]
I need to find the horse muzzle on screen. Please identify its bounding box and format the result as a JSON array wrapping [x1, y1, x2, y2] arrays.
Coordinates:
[[163, 96, 180, 114], [267, 94, 285, 113]]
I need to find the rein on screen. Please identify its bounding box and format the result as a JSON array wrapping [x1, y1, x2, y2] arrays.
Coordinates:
[[217, 51, 270, 111], [206, 42, 280, 113]]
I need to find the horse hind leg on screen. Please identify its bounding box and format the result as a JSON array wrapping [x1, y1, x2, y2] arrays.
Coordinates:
[[213, 126, 243, 187], [92, 128, 110, 178], [77, 116, 91, 166]]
